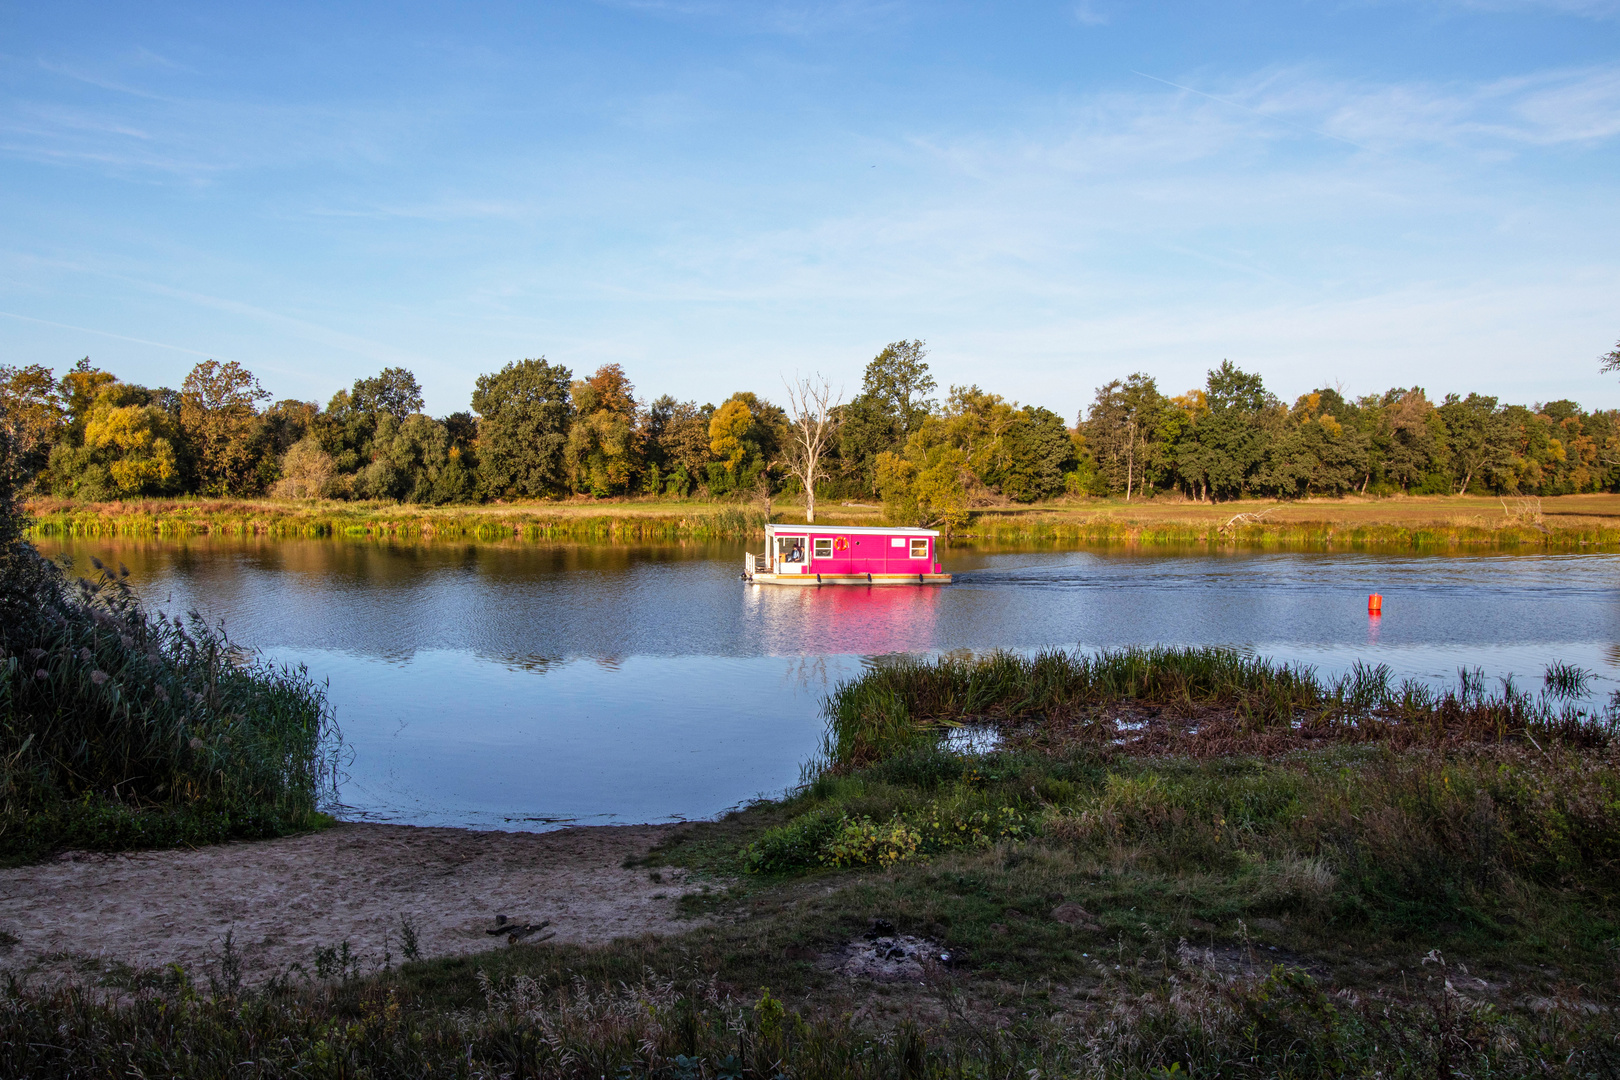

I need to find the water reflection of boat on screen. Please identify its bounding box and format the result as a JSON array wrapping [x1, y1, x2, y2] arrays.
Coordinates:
[[745, 523, 951, 585]]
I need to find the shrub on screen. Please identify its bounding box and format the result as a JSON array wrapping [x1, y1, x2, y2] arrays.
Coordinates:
[[821, 815, 922, 868]]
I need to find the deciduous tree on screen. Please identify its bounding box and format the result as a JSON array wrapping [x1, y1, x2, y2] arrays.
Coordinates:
[[1437, 393, 1514, 495], [565, 364, 641, 496], [647, 397, 712, 495], [709, 398, 753, 481], [781, 373, 842, 522], [58, 358, 116, 436], [350, 367, 424, 421], [0, 364, 65, 483], [1083, 374, 1163, 501], [839, 340, 937, 494], [179, 360, 271, 496], [272, 436, 335, 499], [472, 358, 573, 498]]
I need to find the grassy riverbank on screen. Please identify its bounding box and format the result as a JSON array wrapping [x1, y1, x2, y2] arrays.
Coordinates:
[[24, 491, 1620, 549], [960, 492, 1620, 550], [22, 496, 772, 541], [10, 648, 1618, 1076]]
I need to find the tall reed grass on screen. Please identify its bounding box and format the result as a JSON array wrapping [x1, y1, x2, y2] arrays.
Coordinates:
[[823, 646, 1619, 767], [0, 441, 338, 858], [24, 499, 771, 542]]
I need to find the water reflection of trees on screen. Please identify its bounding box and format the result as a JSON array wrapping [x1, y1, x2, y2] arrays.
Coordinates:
[[40, 535, 745, 590], [496, 653, 563, 675]]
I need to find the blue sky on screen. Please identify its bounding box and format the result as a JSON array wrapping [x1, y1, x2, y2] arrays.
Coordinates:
[[2, 1, 1618, 419]]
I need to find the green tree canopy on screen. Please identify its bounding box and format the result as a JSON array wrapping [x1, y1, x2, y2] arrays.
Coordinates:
[[472, 358, 573, 498], [1083, 374, 1163, 500], [839, 339, 937, 494], [350, 367, 424, 421]]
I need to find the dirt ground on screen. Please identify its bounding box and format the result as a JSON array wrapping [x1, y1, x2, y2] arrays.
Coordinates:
[[0, 822, 701, 984]]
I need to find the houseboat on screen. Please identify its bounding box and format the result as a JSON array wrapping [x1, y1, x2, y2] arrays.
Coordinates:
[[745, 523, 951, 585]]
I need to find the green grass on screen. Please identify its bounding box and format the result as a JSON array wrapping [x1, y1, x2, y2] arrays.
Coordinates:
[[652, 741, 1619, 976]]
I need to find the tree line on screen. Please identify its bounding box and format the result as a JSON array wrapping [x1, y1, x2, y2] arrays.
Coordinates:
[[2, 341, 1618, 524]]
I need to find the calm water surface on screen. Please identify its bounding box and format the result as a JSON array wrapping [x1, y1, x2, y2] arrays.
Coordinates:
[[36, 537, 1620, 829]]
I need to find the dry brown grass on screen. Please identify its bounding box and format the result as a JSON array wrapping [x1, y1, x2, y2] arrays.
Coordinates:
[[965, 492, 1620, 530]]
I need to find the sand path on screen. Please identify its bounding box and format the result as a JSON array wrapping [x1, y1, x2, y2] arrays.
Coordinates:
[[0, 822, 700, 983]]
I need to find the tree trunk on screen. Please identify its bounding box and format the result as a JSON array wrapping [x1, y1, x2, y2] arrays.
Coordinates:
[[1125, 433, 1134, 502], [806, 480, 815, 523]]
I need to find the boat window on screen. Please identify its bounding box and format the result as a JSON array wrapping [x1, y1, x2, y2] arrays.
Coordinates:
[[910, 538, 929, 558], [813, 538, 833, 559]]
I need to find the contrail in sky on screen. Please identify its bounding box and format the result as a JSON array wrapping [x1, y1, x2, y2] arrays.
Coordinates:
[[0, 310, 225, 359]]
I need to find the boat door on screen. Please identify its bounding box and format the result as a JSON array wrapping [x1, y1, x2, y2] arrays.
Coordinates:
[[774, 533, 808, 572]]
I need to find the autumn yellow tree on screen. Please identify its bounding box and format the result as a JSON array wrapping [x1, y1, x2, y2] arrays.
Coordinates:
[[83, 390, 182, 495], [58, 358, 117, 437], [709, 398, 753, 481], [39, 383, 180, 498]]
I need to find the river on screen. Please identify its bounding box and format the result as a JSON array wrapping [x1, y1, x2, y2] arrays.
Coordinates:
[[34, 536, 1620, 830]]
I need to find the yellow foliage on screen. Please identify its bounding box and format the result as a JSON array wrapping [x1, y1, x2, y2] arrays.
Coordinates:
[[83, 403, 179, 495], [708, 398, 752, 475]]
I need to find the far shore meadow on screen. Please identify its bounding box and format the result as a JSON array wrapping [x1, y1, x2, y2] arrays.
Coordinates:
[[25, 489, 1620, 550]]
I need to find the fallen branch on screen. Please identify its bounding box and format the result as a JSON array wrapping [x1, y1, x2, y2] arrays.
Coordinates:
[[1219, 507, 1275, 533], [1499, 496, 1548, 532]]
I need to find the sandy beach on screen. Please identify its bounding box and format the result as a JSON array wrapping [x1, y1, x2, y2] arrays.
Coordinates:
[[0, 822, 701, 984]]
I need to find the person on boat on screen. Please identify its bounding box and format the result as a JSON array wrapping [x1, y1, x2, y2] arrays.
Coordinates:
[[788, 540, 804, 563]]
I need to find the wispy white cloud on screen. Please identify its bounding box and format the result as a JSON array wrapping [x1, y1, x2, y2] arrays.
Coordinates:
[[0, 48, 452, 185], [1213, 65, 1620, 150], [591, 0, 908, 36], [1434, 0, 1620, 17], [1072, 1, 1110, 26]]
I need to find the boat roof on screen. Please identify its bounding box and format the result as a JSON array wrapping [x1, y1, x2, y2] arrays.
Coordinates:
[[766, 523, 939, 537]]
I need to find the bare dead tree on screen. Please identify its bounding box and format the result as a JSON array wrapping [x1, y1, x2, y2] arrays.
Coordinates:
[[782, 373, 843, 524]]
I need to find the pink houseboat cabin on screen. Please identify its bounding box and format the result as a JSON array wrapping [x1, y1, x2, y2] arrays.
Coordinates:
[[745, 523, 950, 585]]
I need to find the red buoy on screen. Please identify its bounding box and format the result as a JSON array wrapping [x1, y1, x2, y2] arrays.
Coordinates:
[[1368, 593, 1383, 614]]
